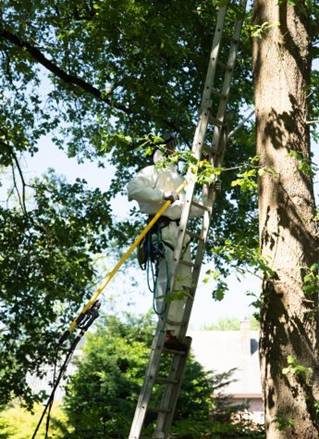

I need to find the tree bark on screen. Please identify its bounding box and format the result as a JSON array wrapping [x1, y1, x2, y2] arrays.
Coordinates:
[[253, 1, 319, 437]]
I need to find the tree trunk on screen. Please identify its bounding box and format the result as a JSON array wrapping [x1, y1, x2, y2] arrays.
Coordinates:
[[252, 1, 319, 437]]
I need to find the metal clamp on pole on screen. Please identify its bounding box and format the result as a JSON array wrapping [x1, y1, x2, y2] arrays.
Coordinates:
[[59, 300, 101, 344], [77, 300, 101, 332]]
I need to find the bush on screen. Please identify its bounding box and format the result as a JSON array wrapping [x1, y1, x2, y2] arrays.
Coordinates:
[[59, 312, 264, 438]]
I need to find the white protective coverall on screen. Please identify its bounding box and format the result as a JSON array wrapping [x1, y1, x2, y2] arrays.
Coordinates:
[[127, 150, 203, 337]]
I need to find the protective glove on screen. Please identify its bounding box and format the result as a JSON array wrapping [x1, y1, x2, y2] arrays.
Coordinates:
[[163, 191, 179, 203]]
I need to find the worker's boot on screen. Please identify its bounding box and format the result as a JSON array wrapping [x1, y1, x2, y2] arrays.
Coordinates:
[[163, 330, 187, 352]]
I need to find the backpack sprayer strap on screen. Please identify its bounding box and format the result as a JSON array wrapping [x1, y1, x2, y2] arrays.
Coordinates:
[[137, 215, 179, 270], [148, 215, 180, 229], [138, 215, 178, 316]]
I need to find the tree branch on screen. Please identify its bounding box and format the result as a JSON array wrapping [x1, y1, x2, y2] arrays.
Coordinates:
[[0, 27, 130, 114], [310, 18, 319, 40], [0, 139, 28, 215]]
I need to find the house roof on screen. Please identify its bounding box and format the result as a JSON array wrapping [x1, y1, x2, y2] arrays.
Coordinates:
[[188, 323, 262, 396]]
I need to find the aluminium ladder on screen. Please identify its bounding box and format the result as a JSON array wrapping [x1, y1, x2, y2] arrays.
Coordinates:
[[129, 2, 247, 438]]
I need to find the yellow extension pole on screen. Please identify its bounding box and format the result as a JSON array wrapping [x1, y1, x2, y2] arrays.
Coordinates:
[[59, 181, 186, 343]]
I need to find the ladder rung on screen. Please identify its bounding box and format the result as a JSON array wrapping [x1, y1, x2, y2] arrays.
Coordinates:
[[155, 376, 179, 385], [147, 407, 171, 414], [217, 60, 233, 72], [141, 437, 166, 439], [162, 346, 187, 355], [179, 259, 198, 269], [202, 143, 219, 155], [186, 230, 203, 240], [211, 144, 223, 155], [183, 285, 196, 294], [191, 200, 211, 212], [211, 88, 227, 100], [228, 2, 244, 14], [222, 32, 240, 47], [209, 116, 225, 127]]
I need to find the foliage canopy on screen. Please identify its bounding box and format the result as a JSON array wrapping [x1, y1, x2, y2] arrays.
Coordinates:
[[0, 0, 318, 406]]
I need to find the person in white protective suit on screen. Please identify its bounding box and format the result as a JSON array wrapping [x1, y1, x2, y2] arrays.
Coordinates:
[[127, 133, 204, 351]]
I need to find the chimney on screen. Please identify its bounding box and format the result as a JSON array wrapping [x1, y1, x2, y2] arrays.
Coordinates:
[[240, 319, 251, 356]]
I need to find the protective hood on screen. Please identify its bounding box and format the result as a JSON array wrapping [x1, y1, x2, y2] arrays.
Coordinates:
[[153, 149, 165, 165], [153, 150, 176, 172]]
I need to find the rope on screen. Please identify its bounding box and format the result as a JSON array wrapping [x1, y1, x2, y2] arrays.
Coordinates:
[[32, 301, 101, 438], [32, 343, 75, 439], [44, 358, 57, 439], [146, 226, 169, 316]]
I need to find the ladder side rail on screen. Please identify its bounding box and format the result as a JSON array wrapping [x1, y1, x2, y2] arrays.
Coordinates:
[[168, 108, 219, 294], [199, 5, 228, 112], [150, 8, 247, 433], [129, 3, 248, 438], [167, 2, 231, 294], [158, 175, 225, 432], [129, 159, 223, 439], [166, 2, 229, 289], [157, 86, 229, 439], [154, 338, 192, 437], [174, 130, 226, 349], [150, 3, 248, 436], [179, 205, 214, 339], [210, 127, 228, 170], [168, 171, 211, 296], [175, 154, 221, 339], [211, 2, 247, 153], [129, 180, 203, 439], [129, 329, 167, 439], [149, 150, 215, 436], [154, 182, 218, 435], [189, 3, 227, 171]]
